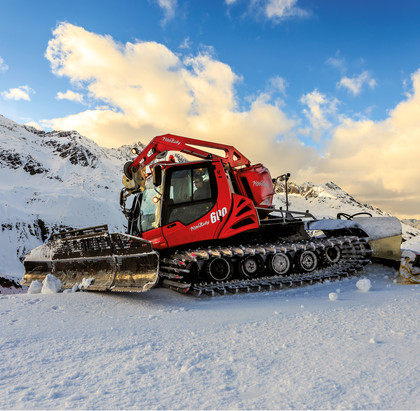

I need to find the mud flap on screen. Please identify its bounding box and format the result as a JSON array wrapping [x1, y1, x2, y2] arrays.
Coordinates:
[[22, 225, 159, 292]]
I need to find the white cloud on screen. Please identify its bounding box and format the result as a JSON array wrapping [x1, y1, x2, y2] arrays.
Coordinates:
[[1, 85, 34, 101], [179, 37, 191, 50], [268, 76, 287, 95], [25, 121, 42, 130], [326, 51, 346, 74], [43, 23, 420, 218], [338, 70, 377, 96], [228, 0, 309, 22], [263, 0, 310, 21], [307, 69, 420, 217], [0, 57, 8, 73], [44, 23, 297, 169], [56, 90, 84, 103], [156, 0, 177, 24], [300, 89, 339, 132]]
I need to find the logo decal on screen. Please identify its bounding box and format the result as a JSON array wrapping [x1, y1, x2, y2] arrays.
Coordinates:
[[252, 180, 269, 187], [162, 136, 181, 145], [190, 207, 228, 231], [190, 221, 210, 231]]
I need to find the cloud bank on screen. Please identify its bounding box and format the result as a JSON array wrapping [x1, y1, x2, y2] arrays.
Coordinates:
[[318, 70, 420, 217], [43, 23, 420, 218], [44, 23, 305, 171]]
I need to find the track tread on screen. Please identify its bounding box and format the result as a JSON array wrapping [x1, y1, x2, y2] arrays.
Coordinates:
[[161, 236, 371, 296]]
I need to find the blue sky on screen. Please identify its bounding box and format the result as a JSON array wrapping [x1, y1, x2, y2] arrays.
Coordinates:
[[1, 0, 420, 217], [2, 0, 420, 124]]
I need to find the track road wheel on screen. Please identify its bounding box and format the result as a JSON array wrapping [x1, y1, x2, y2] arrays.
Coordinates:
[[267, 253, 291, 275], [324, 245, 341, 264], [238, 255, 263, 279], [296, 250, 318, 273], [205, 257, 232, 282]]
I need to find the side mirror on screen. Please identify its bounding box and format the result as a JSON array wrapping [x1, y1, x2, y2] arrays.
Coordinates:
[[123, 161, 133, 179], [153, 165, 162, 187]]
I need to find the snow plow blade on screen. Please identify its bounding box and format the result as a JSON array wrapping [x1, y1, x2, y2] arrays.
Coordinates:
[[21, 225, 159, 292], [353, 216, 402, 264]]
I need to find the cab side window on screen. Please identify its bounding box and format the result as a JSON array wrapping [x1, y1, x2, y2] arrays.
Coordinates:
[[169, 169, 192, 204], [165, 166, 215, 226], [192, 168, 212, 201]]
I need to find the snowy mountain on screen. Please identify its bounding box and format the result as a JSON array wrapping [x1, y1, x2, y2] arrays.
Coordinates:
[[274, 180, 389, 217], [0, 114, 419, 279], [273, 180, 420, 242], [402, 218, 420, 230], [0, 114, 145, 276]]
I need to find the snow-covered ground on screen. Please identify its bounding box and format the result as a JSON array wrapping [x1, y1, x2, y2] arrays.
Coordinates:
[[1, 264, 419, 410]]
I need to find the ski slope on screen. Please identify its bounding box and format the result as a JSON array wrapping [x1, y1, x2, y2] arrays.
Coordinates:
[[1, 264, 419, 409]]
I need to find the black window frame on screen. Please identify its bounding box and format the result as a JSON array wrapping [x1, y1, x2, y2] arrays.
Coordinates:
[[161, 162, 217, 227]]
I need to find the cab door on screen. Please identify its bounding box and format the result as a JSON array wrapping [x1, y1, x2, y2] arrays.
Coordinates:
[[161, 162, 224, 248]]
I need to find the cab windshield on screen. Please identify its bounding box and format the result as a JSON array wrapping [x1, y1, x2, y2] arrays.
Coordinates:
[[137, 176, 161, 233]]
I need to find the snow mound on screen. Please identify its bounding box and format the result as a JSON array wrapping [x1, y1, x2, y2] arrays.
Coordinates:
[[25, 243, 52, 261], [356, 278, 371, 292], [80, 278, 94, 289], [28, 280, 43, 294], [41, 274, 62, 294], [329, 292, 338, 301]]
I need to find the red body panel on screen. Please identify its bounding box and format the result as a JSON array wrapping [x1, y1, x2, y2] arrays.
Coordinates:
[[127, 134, 274, 251], [142, 228, 168, 250], [162, 203, 223, 249], [158, 161, 260, 249], [217, 194, 259, 239], [233, 164, 274, 206]]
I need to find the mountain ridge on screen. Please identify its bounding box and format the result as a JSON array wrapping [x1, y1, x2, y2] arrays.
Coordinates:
[[0, 114, 418, 278]]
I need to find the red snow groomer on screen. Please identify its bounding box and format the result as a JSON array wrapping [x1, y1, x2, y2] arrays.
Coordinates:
[[22, 134, 402, 295]]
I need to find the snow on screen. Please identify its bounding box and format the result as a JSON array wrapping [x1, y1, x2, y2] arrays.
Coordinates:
[[328, 292, 338, 301], [0, 115, 134, 276], [356, 278, 372, 292], [27, 280, 42, 294], [80, 277, 95, 290], [24, 243, 52, 261], [308, 218, 361, 231], [402, 233, 420, 253], [1, 264, 419, 409], [353, 216, 402, 241], [41, 274, 62, 294]]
